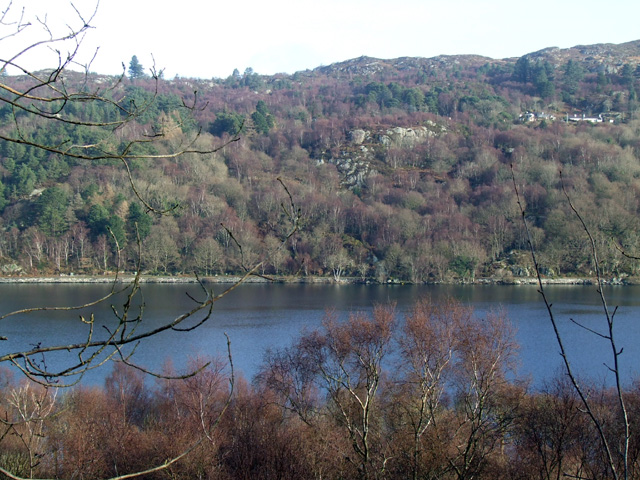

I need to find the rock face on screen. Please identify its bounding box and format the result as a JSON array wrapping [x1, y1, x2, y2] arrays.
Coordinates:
[[1, 263, 22, 274], [323, 121, 445, 188], [332, 156, 377, 189], [349, 129, 367, 145], [523, 40, 640, 73], [377, 124, 439, 148]]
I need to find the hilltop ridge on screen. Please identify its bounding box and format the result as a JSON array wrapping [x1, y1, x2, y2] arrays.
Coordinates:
[[305, 39, 640, 78]]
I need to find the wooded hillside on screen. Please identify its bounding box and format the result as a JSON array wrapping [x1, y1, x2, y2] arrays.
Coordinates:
[[2, 40, 640, 282]]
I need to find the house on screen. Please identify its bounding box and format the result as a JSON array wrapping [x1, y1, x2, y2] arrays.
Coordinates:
[[567, 113, 603, 123], [536, 112, 556, 121], [520, 111, 556, 123]]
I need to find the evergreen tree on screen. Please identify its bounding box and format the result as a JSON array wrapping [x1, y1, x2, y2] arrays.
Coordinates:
[[0, 179, 7, 213], [127, 202, 152, 240], [87, 204, 110, 239], [240, 67, 264, 90], [224, 69, 242, 88], [251, 100, 274, 135], [621, 64, 634, 87], [543, 61, 555, 81], [365, 82, 394, 108], [512, 56, 531, 83], [255, 100, 270, 117], [108, 214, 127, 249], [209, 111, 245, 137], [13, 164, 37, 197], [533, 65, 555, 99], [563, 60, 584, 95], [35, 187, 69, 237], [402, 88, 425, 110], [128, 55, 145, 79], [251, 110, 270, 135], [597, 71, 609, 91]]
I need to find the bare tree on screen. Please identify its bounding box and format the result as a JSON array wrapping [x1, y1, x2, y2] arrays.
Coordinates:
[[445, 308, 521, 479], [512, 376, 588, 480], [389, 297, 463, 480], [2, 381, 58, 478], [261, 304, 396, 479], [513, 165, 631, 480]]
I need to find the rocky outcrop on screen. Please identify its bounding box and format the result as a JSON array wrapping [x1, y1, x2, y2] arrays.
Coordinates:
[[377, 123, 442, 148], [1, 263, 22, 275], [331, 156, 378, 189], [313, 54, 495, 78], [524, 40, 640, 73], [349, 129, 367, 145], [323, 120, 445, 188]]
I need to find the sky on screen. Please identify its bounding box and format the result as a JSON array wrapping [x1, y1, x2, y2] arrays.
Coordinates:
[[2, 0, 640, 79]]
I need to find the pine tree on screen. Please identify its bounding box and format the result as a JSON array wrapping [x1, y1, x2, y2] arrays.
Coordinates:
[[127, 202, 152, 240], [128, 55, 145, 79], [563, 60, 584, 95], [512, 56, 531, 83]]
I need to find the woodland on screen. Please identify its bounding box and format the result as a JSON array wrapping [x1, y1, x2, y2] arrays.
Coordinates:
[[1, 42, 640, 283], [3, 3, 640, 476]]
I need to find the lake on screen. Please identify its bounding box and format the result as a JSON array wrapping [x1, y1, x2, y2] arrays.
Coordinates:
[[1, 282, 640, 389]]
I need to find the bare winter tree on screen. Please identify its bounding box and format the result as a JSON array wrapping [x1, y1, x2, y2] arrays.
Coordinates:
[[513, 165, 632, 480], [261, 305, 396, 479]]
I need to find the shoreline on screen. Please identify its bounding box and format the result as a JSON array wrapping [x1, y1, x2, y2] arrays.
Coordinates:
[[0, 274, 634, 286]]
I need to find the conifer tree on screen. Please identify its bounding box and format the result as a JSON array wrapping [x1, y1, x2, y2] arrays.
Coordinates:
[[128, 55, 145, 79]]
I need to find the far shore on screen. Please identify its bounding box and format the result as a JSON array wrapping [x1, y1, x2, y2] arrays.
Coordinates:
[[0, 274, 636, 286]]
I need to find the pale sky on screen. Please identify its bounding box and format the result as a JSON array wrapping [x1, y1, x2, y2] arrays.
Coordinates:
[[2, 0, 640, 79]]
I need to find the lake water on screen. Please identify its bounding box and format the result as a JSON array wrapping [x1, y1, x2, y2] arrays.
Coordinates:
[[1, 282, 640, 389]]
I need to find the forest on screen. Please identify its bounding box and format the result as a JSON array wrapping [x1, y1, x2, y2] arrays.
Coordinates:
[[1, 41, 640, 283]]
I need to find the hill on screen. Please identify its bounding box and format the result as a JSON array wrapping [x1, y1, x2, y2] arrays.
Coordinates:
[[1, 40, 640, 282], [310, 40, 640, 76]]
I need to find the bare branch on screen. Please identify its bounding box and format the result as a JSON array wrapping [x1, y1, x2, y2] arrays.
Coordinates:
[[512, 164, 628, 480]]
